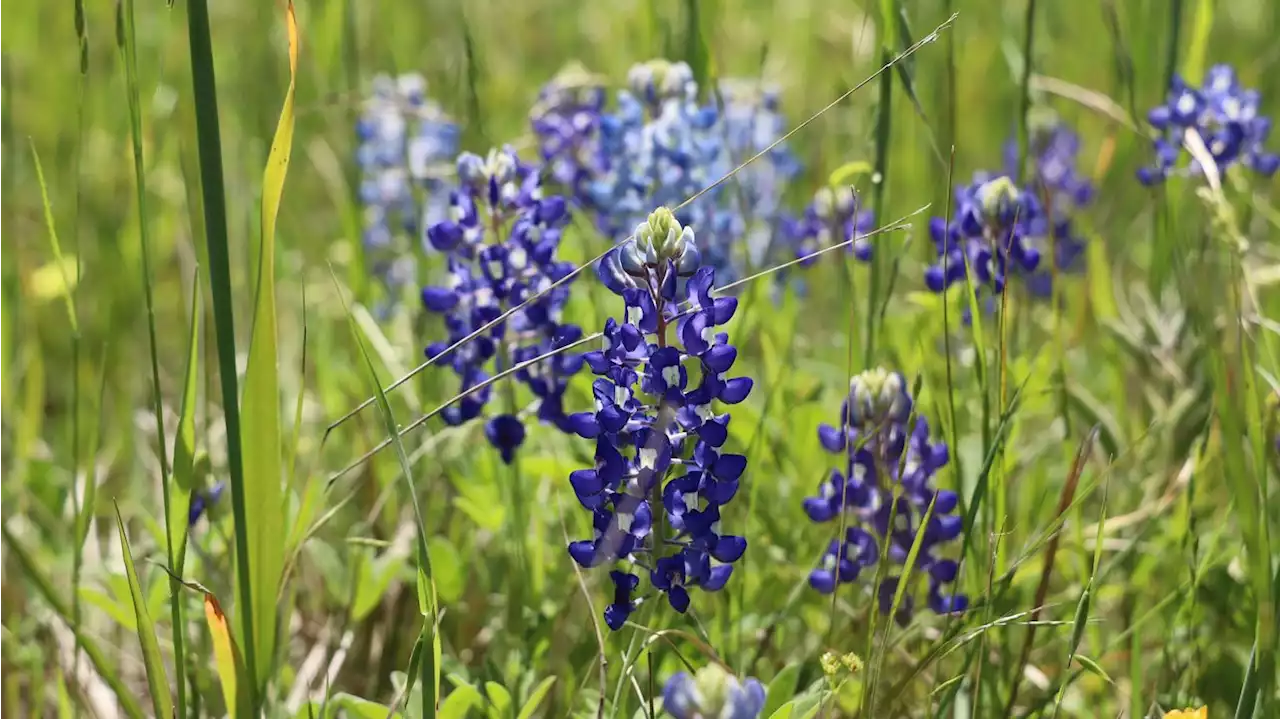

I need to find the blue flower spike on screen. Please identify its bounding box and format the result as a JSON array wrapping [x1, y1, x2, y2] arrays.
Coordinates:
[[568, 208, 753, 629], [420, 147, 584, 463], [1138, 64, 1278, 185], [356, 74, 459, 300], [662, 665, 766, 719], [803, 368, 967, 626]]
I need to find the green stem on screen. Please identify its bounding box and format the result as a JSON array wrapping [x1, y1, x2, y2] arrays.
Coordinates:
[[120, 0, 185, 713], [1016, 0, 1038, 187]]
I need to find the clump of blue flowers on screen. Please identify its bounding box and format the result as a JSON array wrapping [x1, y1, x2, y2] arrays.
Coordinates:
[[802, 368, 967, 626], [663, 665, 765, 719], [566, 208, 753, 630], [419, 147, 583, 463], [925, 174, 1044, 298], [782, 184, 877, 267], [529, 62, 608, 206], [1138, 64, 1278, 185], [717, 79, 803, 270], [530, 62, 803, 282], [590, 61, 732, 258], [356, 74, 460, 297], [927, 113, 1097, 301]]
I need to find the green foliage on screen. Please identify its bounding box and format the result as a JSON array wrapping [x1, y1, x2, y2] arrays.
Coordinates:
[[4, 0, 1278, 717]]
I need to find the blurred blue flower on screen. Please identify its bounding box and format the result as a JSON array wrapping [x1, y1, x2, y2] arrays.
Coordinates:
[[356, 74, 460, 300], [188, 481, 225, 527], [529, 63, 802, 283], [567, 209, 753, 628], [1002, 116, 1093, 297], [530, 62, 608, 207], [1138, 64, 1278, 185], [802, 368, 967, 626], [663, 665, 766, 719], [716, 79, 803, 271], [420, 147, 584, 462], [782, 185, 877, 266]]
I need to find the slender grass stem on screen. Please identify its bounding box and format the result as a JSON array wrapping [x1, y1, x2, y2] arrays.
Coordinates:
[[119, 0, 186, 712]]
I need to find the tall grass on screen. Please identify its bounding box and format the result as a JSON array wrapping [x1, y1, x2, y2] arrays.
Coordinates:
[[3, 0, 1278, 716]]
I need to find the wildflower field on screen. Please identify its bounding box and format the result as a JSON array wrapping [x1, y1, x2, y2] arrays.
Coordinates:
[[4, 0, 1280, 716]]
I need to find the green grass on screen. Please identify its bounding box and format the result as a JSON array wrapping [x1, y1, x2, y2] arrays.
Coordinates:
[[3, 0, 1279, 717]]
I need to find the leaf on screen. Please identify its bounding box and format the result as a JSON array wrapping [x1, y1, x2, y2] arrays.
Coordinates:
[[439, 684, 484, 719], [767, 705, 795, 719], [239, 0, 298, 691], [1073, 655, 1115, 685], [1182, 0, 1213, 83], [762, 662, 802, 717], [352, 551, 407, 621], [427, 537, 464, 604], [515, 676, 556, 719], [29, 141, 77, 331], [204, 590, 248, 718], [329, 693, 399, 719], [114, 503, 173, 718], [485, 682, 513, 718], [827, 161, 874, 189]]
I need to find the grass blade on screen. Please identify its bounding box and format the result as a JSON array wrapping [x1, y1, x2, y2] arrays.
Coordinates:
[[114, 502, 173, 718], [118, 0, 184, 709], [330, 267, 440, 716], [170, 275, 201, 567], [1182, 0, 1213, 82], [185, 0, 259, 703], [29, 142, 77, 335], [239, 0, 299, 692]]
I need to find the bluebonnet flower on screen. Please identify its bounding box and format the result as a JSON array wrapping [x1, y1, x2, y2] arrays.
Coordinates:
[[420, 147, 584, 463], [663, 664, 766, 719], [1001, 113, 1094, 297], [924, 175, 1046, 299], [188, 481, 225, 527], [802, 368, 967, 626], [1138, 64, 1279, 185], [589, 61, 736, 274], [782, 185, 877, 266], [567, 208, 753, 628], [530, 62, 608, 207], [356, 74, 460, 298], [716, 79, 803, 270]]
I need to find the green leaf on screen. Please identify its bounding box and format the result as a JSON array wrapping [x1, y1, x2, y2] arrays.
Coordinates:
[[439, 684, 484, 719], [762, 662, 802, 717], [1073, 655, 1115, 685], [427, 537, 464, 604], [352, 551, 407, 621], [114, 503, 173, 718], [485, 682, 512, 718], [767, 705, 795, 719], [827, 161, 874, 189], [330, 693, 399, 719], [1182, 0, 1213, 83], [515, 676, 556, 719], [238, 0, 299, 692]]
